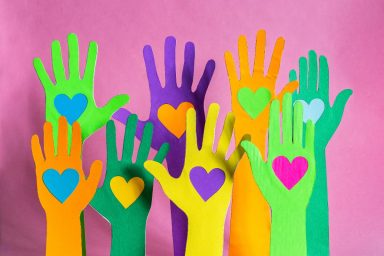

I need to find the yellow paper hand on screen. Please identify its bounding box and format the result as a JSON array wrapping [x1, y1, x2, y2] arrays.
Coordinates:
[[225, 30, 298, 255], [145, 104, 246, 256]]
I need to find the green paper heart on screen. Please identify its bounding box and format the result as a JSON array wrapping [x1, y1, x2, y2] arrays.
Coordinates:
[[238, 87, 272, 119]]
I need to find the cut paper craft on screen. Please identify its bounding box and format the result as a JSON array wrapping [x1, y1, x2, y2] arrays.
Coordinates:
[[272, 156, 308, 190], [31, 117, 102, 256], [33, 33, 129, 141], [110, 176, 145, 208], [238, 87, 271, 119], [224, 30, 299, 256], [294, 99, 324, 123], [190, 167, 225, 201], [112, 36, 215, 256], [144, 104, 245, 256], [42, 168, 80, 203], [290, 50, 352, 256], [241, 94, 316, 256], [90, 116, 169, 256], [54, 94, 88, 124], [158, 102, 194, 138]]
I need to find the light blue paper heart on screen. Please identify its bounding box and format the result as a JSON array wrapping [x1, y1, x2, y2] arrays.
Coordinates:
[[54, 94, 88, 124], [42, 168, 80, 203], [295, 99, 325, 123]]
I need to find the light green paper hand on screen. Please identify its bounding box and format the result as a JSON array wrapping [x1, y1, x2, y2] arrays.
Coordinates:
[[290, 51, 352, 256], [241, 93, 315, 256], [33, 33, 129, 142]]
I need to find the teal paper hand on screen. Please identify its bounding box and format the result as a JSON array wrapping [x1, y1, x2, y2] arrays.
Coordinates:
[[91, 115, 169, 256], [33, 33, 129, 142], [290, 51, 352, 256], [242, 93, 315, 256]]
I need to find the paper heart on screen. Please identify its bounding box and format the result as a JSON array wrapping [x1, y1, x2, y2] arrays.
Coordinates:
[[42, 168, 80, 203], [190, 167, 225, 201], [295, 99, 324, 123], [238, 87, 271, 119], [110, 176, 144, 208], [54, 93, 88, 124], [272, 156, 308, 190], [157, 102, 194, 138]]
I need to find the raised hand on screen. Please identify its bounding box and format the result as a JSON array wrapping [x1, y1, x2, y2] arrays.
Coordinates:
[[90, 116, 169, 256], [224, 30, 298, 255], [34, 33, 129, 142], [113, 36, 215, 256], [242, 93, 315, 256], [144, 104, 245, 256], [290, 51, 352, 255], [31, 117, 102, 256]]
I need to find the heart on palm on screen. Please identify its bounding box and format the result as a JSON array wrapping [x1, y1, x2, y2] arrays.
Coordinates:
[[157, 102, 194, 138], [54, 93, 88, 124], [272, 156, 308, 190], [42, 168, 80, 203], [110, 176, 144, 208], [294, 99, 324, 123], [190, 167, 225, 201], [238, 87, 271, 119]]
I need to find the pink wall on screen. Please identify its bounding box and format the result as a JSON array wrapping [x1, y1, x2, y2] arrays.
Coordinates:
[[0, 0, 383, 255]]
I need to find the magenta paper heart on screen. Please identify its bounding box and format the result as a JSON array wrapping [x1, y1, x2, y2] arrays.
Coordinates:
[[272, 156, 308, 190], [190, 167, 225, 201]]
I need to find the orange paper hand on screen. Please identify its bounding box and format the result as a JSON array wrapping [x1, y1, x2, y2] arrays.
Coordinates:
[[31, 117, 102, 256], [225, 30, 298, 255]]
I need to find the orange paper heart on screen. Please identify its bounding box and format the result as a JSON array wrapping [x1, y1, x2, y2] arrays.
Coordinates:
[[158, 102, 194, 138]]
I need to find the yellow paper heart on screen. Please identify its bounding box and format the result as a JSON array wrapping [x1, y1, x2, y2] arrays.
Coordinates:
[[110, 176, 144, 208], [157, 102, 194, 138]]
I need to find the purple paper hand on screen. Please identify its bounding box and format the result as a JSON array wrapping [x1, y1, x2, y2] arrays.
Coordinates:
[[113, 36, 215, 256]]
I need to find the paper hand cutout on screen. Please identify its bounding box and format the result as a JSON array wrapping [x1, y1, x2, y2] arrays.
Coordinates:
[[290, 51, 352, 256], [144, 104, 245, 256], [31, 117, 102, 256], [33, 33, 129, 142], [224, 30, 298, 255], [241, 93, 315, 256], [113, 36, 215, 256], [90, 116, 169, 256]]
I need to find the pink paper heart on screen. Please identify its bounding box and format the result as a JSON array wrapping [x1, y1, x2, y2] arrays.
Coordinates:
[[272, 156, 308, 190]]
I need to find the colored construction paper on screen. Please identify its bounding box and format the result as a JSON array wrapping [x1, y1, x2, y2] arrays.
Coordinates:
[[157, 102, 194, 138], [189, 167, 225, 201], [113, 36, 215, 256], [224, 30, 298, 255], [294, 99, 325, 124], [238, 87, 271, 119], [90, 115, 169, 256], [30, 117, 102, 256], [42, 168, 80, 203], [290, 50, 352, 256], [242, 94, 315, 256], [54, 94, 88, 124], [144, 104, 246, 256], [33, 33, 129, 255]]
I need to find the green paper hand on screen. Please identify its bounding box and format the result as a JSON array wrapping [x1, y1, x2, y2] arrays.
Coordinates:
[[290, 51, 352, 256], [91, 115, 169, 256], [33, 33, 130, 142], [242, 93, 316, 256]]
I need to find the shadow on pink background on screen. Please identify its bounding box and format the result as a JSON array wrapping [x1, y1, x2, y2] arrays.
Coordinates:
[[0, 0, 383, 255]]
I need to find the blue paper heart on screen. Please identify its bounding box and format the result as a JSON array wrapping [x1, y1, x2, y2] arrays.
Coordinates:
[[54, 94, 88, 124], [295, 99, 325, 123], [42, 168, 80, 203]]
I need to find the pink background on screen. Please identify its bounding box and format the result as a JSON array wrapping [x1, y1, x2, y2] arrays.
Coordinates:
[[1, 0, 383, 255]]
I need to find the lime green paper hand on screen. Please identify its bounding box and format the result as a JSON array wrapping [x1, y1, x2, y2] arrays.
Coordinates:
[[91, 116, 169, 256], [144, 104, 246, 256], [33, 33, 129, 142], [290, 51, 352, 256], [241, 94, 315, 256]]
